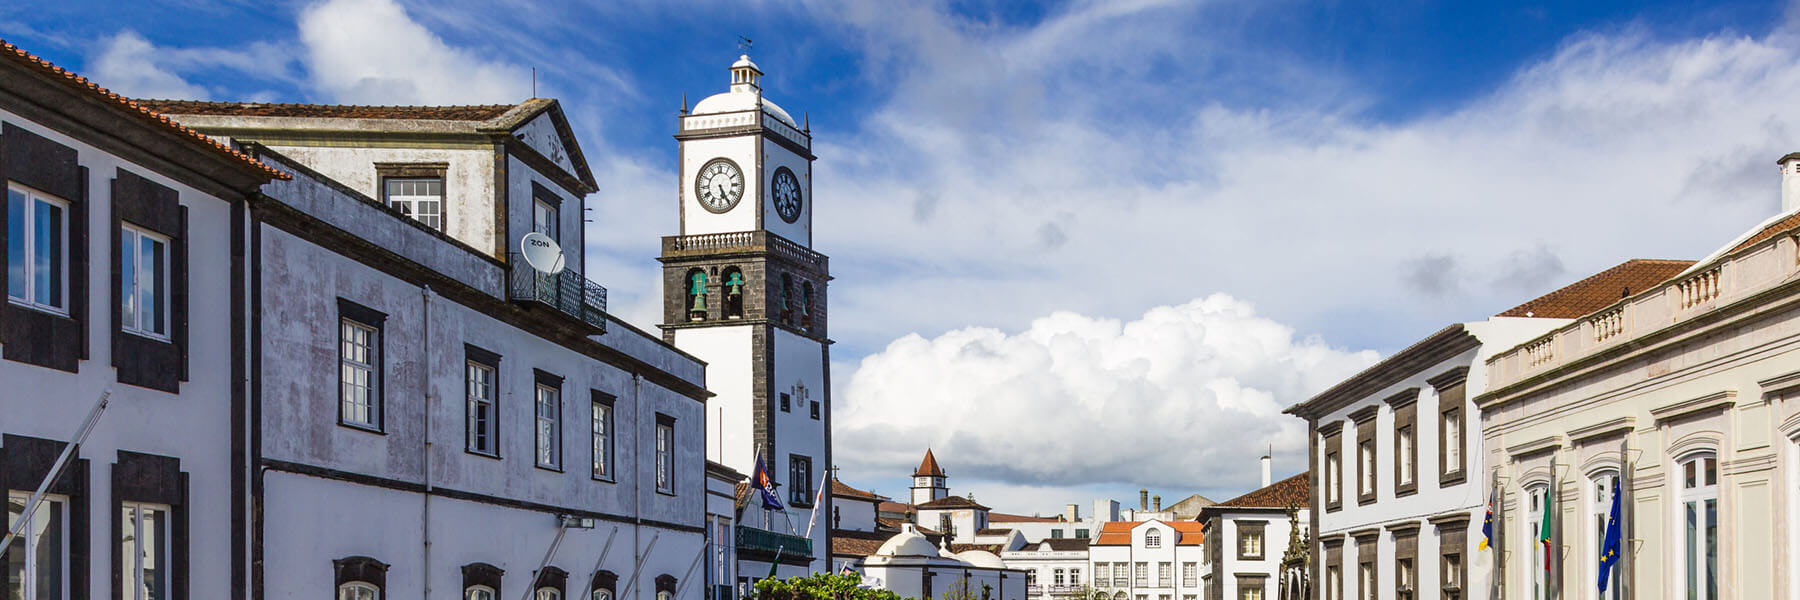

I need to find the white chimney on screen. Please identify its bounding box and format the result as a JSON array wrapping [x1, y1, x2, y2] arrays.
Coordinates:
[[1095, 499, 1119, 522], [1065, 504, 1080, 523], [1261, 452, 1272, 488], [1781, 153, 1800, 214]]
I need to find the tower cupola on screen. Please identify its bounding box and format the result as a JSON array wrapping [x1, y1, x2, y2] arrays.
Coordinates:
[[730, 54, 762, 93]]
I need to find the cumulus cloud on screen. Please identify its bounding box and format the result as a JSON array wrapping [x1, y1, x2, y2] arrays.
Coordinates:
[[835, 294, 1379, 496], [297, 0, 532, 104], [88, 31, 210, 100]]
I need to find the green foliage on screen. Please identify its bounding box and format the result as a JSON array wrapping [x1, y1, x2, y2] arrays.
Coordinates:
[[753, 571, 910, 600]]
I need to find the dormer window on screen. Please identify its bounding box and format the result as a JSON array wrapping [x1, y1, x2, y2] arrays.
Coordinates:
[[376, 163, 448, 231]]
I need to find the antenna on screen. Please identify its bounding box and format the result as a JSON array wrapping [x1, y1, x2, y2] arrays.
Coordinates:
[[737, 36, 753, 53]]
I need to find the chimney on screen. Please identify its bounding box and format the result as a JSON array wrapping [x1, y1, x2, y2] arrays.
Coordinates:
[[1139, 489, 1149, 511], [1095, 499, 1120, 522], [1782, 153, 1800, 214], [1065, 504, 1081, 523], [1153, 495, 1162, 512], [1261, 450, 1272, 488]]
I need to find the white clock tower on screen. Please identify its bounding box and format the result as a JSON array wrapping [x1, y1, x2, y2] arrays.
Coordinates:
[[662, 54, 831, 580]]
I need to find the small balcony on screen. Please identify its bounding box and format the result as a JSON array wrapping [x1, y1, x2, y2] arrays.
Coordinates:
[[735, 526, 812, 564], [661, 230, 828, 271], [508, 253, 608, 333]]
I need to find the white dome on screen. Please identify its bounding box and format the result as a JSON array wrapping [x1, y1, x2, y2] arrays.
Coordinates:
[[956, 550, 1006, 569], [691, 91, 798, 129], [732, 54, 760, 71], [876, 525, 940, 557]]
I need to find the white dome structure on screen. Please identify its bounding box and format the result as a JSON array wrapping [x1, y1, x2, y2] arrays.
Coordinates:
[[689, 54, 800, 129], [875, 524, 940, 557], [955, 550, 1007, 569]]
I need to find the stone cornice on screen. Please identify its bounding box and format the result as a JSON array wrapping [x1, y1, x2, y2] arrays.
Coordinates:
[[1650, 390, 1737, 424], [1286, 324, 1479, 419]]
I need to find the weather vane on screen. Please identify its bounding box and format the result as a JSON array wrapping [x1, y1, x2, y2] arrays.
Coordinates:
[[737, 36, 753, 53]]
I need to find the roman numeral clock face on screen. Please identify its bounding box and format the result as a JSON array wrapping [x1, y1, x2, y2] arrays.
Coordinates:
[[772, 166, 803, 223], [695, 158, 744, 213]]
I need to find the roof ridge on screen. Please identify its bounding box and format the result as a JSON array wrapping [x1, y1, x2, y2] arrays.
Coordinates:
[[137, 99, 520, 110], [1, 39, 286, 181], [1494, 258, 1695, 319]]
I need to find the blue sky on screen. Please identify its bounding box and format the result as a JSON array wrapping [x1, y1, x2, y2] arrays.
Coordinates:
[[4, 0, 1795, 512]]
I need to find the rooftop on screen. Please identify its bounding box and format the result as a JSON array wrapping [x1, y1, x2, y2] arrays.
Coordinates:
[[916, 495, 988, 510], [915, 449, 946, 477], [1093, 520, 1204, 546], [132, 99, 519, 121], [1495, 259, 1695, 319], [831, 478, 887, 501], [1207, 473, 1310, 511]]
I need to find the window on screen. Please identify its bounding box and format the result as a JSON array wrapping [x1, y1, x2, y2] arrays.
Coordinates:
[[1527, 485, 1549, 600], [1077, 528, 1090, 538], [1055, 569, 1065, 587], [119, 224, 170, 339], [1027, 570, 1038, 587], [1238, 584, 1262, 600], [340, 582, 380, 600], [722, 267, 745, 319], [1182, 563, 1196, 587], [120, 502, 170, 600], [1327, 449, 1343, 508], [780, 392, 791, 412], [534, 197, 560, 242], [592, 395, 614, 480], [1134, 562, 1147, 587], [1358, 440, 1375, 500], [1432, 369, 1470, 485], [1590, 472, 1620, 600], [1238, 524, 1264, 559], [466, 358, 498, 456], [6, 184, 69, 314], [1357, 562, 1374, 600], [1095, 563, 1108, 584], [1442, 409, 1463, 477], [1144, 529, 1161, 548], [1325, 566, 1341, 600], [593, 588, 613, 600], [1071, 568, 1082, 586], [467, 587, 496, 600], [339, 314, 381, 430], [810, 400, 820, 420], [537, 588, 563, 600], [1397, 426, 1414, 486], [1441, 553, 1462, 599], [656, 416, 675, 493], [1157, 563, 1171, 587], [1678, 453, 1718, 600], [1394, 559, 1413, 600], [789, 455, 813, 506], [536, 379, 562, 469], [1051, 528, 1064, 538], [6, 492, 69, 599], [383, 177, 443, 230]]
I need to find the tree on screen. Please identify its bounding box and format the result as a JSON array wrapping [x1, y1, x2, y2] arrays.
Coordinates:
[[754, 571, 910, 600]]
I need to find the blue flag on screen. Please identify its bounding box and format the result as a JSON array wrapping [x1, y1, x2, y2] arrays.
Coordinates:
[[1598, 476, 1623, 592], [1479, 487, 1495, 551], [752, 454, 785, 510]]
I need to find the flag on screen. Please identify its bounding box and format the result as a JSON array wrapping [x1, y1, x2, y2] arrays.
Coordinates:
[[1598, 476, 1622, 593], [1479, 486, 1496, 551], [752, 454, 784, 510], [804, 468, 830, 538], [1539, 484, 1555, 576]]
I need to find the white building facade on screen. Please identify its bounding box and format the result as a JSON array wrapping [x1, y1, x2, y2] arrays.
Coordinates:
[[1198, 473, 1311, 600], [1088, 520, 1207, 600]]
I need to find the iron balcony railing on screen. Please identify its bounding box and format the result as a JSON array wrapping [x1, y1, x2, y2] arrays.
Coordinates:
[[735, 526, 812, 559], [508, 253, 608, 332]]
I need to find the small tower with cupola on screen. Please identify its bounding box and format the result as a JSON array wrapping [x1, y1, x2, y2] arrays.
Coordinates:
[[662, 54, 830, 577], [911, 449, 949, 505]]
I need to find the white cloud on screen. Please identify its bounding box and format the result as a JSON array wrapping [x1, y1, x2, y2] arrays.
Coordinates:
[[835, 294, 1378, 496], [297, 0, 531, 104], [88, 31, 210, 100]]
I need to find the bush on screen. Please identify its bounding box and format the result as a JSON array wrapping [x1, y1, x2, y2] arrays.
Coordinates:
[[753, 572, 910, 600]]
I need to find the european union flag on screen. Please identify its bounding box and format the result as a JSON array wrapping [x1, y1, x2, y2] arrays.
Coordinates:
[[1598, 476, 1623, 592], [1479, 487, 1495, 550]]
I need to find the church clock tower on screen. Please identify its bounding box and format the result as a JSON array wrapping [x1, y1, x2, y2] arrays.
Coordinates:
[[662, 55, 831, 577]]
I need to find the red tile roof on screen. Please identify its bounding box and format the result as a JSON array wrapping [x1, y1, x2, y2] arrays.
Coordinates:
[[1727, 211, 1800, 255], [877, 501, 913, 514], [1211, 473, 1310, 509], [1092, 520, 1203, 546], [0, 39, 286, 181], [916, 449, 946, 477], [916, 495, 988, 510], [134, 99, 518, 121], [831, 478, 887, 501], [989, 512, 1061, 523], [1495, 259, 1694, 318]]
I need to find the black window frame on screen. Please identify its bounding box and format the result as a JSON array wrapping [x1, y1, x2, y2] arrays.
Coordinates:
[[336, 298, 387, 434], [654, 413, 676, 495], [464, 344, 502, 459], [591, 390, 617, 482], [533, 369, 566, 472]]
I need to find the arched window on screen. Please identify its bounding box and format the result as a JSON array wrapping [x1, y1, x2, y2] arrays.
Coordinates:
[[536, 588, 563, 600], [655, 574, 678, 600], [1677, 453, 1718, 599], [686, 269, 708, 321], [466, 586, 497, 600], [1144, 529, 1161, 548], [799, 281, 814, 330], [592, 589, 614, 600], [339, 582, 380, 600], [1589, 472, 1621, 600], [464, 563, 504, 600], [535, 566, 569, 600], [591, 569, 619, 600], [1525, 485, 1549, 600], [779, 274, 794, 324], [722, 267, 745, 319]]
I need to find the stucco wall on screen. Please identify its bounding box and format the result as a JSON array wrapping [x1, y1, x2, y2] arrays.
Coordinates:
[[265, 144, 498, 256]]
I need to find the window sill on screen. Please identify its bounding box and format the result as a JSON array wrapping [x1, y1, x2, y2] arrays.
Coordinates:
[[465, 448, 501, 461], [536, 463, 565, 473], [592, 474, 616, 484], [338, 422, 386, 435], [656, 488, 677, 497], [7, 297, 72, 319], [121, 328, 174, 344], [1395, 485, 1418, 498], [1439, 471, 1467, 486]]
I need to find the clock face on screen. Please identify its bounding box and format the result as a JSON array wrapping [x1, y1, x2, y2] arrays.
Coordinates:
[[695, 158, 744, 213], [771, 166, 804, 223]]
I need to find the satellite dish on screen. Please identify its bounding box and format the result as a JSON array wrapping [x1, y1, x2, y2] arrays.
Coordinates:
[[520, 232, 566, 275]]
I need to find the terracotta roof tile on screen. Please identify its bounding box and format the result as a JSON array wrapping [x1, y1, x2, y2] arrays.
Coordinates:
[[0, 39, 286, 181], [989, 512, 1060, 523], [1727, 211, 1800, 255], [831, 531, 890, 557], [1092, 520, 1203, 546], [1210, 473, 1310, 509], [916, 495, 988, 510], [134, 99, 518, 121], [1495, 259, 1694, 318], [915, 449, 946, 477], [976, 528, 1013, 536], [831, 478, 887, 501], [949, 543, 1005, 554]]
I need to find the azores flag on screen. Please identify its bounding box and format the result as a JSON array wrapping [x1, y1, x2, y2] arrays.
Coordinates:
[[1598, 476, 1623, 592], [752, 454, 785, 510], [1479, 487, 1496, 551]]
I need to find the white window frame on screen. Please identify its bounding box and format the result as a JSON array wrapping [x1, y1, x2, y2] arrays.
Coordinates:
[[1325, 566, 1341, 600], [339, 582, 381, 600], [1157, 562, 1171, 587], [120, 501, 172, 600], [6, 491, 71, 600], [536, 383, 562, 469], [1442, 410, 1463, 477], [1072, 567, 1082, 587], [1144, 529, 1161, 548], [1676, 452, 1718, 600], [466, 360, 498, 456], [340, 318, 381, 430], [1397, 425, 1415, 487], [536, 588, 563, 600], [592, 400, 613, 480], [655, 420, 674, 493], [1241, 527, 1263, 557], [466, 585, 497, 600], [119, 224, 171, 340], [1588, 471, 1620, 600], [1358, 440, 1375, 497], [1182, 562, 1197, 587], [534, 198, 560, 242], [592, 589, 614, 600], [383, 176, 444, 231], [1327, 452, 1342, 505], [1134, 562, 1148, 587], [7, 183, 71, 315], [1527, 485, 1548, 600]]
